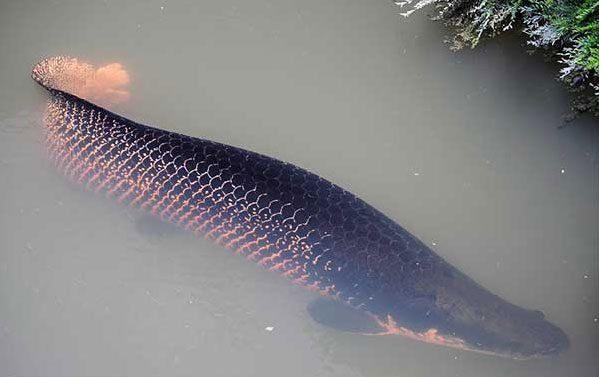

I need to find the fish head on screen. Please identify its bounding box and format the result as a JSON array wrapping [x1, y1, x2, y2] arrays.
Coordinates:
[[381, 262, 569, 359]]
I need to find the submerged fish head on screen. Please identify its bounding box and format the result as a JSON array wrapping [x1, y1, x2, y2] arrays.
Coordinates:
[[381, 262, 569, 359]]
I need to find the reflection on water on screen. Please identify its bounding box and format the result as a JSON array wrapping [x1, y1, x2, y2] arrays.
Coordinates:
[[0, 1, 597, 376]]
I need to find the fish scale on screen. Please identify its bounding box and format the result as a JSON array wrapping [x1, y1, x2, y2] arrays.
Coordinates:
[[32, 57, 571, 358], [42, 90, 422, 313]]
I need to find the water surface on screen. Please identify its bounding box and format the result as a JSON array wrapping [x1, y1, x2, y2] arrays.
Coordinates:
[[0, 1, 597, 376]]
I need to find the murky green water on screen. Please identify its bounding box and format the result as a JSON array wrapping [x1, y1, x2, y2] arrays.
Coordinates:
[[0, 1, 597, 376]]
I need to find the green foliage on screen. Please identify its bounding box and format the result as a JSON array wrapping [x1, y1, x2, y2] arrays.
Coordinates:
[[400, 0, 599, 116]]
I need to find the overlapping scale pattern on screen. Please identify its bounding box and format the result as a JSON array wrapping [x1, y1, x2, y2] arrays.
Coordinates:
[[42, 91, 439, 320]]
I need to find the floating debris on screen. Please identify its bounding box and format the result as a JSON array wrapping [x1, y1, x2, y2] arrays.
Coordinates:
[[146, 290, 164, 306]]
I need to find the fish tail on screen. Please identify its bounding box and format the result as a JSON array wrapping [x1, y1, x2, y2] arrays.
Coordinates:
[[32, 56, 130, 107]]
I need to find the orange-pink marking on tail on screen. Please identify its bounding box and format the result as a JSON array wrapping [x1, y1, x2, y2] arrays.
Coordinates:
[[33, 56, 130, 108]]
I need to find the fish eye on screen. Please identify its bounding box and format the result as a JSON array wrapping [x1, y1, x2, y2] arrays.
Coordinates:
[[530, 309, 545, 320]]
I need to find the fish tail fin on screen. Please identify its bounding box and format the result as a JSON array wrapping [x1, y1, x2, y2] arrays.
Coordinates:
[[32, 56, 130, 107]]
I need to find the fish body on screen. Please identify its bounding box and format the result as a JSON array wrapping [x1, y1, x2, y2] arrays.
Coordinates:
[[32, 57, 568, 359]]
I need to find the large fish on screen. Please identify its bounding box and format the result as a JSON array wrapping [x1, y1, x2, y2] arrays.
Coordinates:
[[32, 56, 568, 359]]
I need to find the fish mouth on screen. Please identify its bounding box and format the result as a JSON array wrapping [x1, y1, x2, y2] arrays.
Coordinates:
[[496, 318, 570, 360], [467, 311, 570, 360], [458, 324, 568, 360], [459, 324, 569, 360]]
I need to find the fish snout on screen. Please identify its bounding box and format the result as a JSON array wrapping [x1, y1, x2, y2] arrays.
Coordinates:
[[524, 317, 569, 358]]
